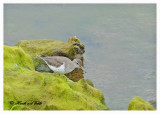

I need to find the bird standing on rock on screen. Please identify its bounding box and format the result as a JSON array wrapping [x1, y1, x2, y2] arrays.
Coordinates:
[[38, 55, 84, 76]]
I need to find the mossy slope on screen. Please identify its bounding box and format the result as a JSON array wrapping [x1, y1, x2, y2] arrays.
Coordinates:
[[128, 96, 155, 110], [4, 45, 34, 71], [4, 45, 108, 110]]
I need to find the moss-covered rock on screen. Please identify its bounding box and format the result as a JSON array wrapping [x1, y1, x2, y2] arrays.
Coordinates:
[[86, 79, 94, 87], [4, 45, 109, 110], [15, 37, 85, 82], [3, 45, 34, 71], [128, 96, 155, 110]]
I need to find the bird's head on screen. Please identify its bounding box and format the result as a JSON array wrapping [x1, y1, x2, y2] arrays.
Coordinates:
[[73, 59, 84, 70]]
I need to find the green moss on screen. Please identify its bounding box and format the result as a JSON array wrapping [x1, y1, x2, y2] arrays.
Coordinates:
[[86, 79, 94, 87], [10, 105, 28, 110], [128, 96, 155, 110], [4, 45, 34, 71], [4, 45, 108, 110]]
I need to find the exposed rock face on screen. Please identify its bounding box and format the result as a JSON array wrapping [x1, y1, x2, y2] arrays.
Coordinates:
[[15, 37, 85, 82], [3, 45, 109, 110], [128, 96, 155, 110]]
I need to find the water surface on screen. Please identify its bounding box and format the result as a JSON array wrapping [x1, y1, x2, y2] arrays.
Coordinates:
[[4, 4, 156, 110]]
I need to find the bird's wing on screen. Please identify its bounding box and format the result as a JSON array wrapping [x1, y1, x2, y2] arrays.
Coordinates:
[[42, 57, 64, 68]]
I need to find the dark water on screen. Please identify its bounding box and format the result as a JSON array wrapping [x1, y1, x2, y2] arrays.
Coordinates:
[[4, 4, 156, 110]]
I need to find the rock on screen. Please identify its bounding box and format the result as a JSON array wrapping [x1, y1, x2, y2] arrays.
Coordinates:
[[4, 45, 109, 110], [128, 96, 155, 110], [15, 37, 85, 81]]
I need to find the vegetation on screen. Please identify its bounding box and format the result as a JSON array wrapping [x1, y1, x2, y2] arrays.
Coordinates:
[[4, 45, 108, 110], [128, 96, 155, 110]]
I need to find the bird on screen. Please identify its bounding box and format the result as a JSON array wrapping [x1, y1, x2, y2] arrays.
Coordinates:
[[37, 55, 84, 76]]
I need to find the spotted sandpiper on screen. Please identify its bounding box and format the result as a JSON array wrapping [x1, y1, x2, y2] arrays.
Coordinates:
[[38, 55, 84, 75]]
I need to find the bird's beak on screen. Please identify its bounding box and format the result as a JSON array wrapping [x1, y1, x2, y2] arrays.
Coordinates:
[[80, 66, 84, 70]]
